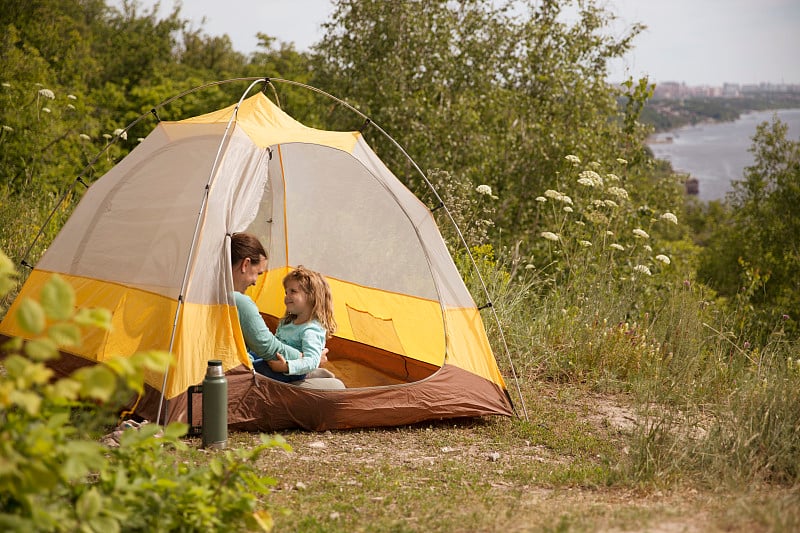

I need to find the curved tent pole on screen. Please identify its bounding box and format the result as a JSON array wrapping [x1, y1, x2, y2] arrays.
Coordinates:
[[265, 78, 528, 421], [16, 76, 528, 423]]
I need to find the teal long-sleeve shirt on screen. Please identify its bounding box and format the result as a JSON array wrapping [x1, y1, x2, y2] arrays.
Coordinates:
[[233, 292, 302, 362], [276, 320, 327, 376]]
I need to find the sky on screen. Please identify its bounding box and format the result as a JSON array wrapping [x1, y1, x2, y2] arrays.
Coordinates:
[[115, 0, 800, 86]]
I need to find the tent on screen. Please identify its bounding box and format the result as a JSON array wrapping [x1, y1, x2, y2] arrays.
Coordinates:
[[0, 81, 515, 431]]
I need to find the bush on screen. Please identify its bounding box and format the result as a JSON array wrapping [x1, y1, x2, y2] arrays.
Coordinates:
[[0, 250, 286, 531]]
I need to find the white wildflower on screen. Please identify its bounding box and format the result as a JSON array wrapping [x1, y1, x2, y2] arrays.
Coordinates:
[[633, 265, 652, 276], [575, 220, 586, 226], [579, 240, 592, 247], [659, 212, 678, 224], [607, 186, 629, 200], [579, 170, 603, 188], [79, 133, 91, 141], [563, 206, 573, 213], [38, 88, 55, 99], [655, 254, 671, 265], [540, 231, 560, 242], [1, 82, 10, 88], [633, 228, 650, 239], [535, 196, 547, 203], [66, 104, 75, 110], [644, 245, 652, 252], [610, 243, 625, 251], [606, 231, 614, 236], [577, 177, 594, 187], [476, 184, 493, 196], [565, 154, 581, 165], [544, 189, 572, 204], [42, 107, 51, 113], [113, 128, 128, 140], [605, 173, 620, 182], [616, 158, 628, 165], [102, 133, 112, 139], [604, 199, 619, 208], [67, 94, 77, 100], [137, 137, 145, 143], [588, 161, 601, 169], [2, 125, 13, 132], [592, 200, 605, 208], [544, 189, 561, 199], [525, 264, 535, 270]]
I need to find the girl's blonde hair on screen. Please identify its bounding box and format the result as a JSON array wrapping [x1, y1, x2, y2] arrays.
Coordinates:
[[280, 266, 337, 337]]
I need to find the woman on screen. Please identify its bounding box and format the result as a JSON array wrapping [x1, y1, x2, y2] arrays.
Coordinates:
[[229, 232, 337, 384]]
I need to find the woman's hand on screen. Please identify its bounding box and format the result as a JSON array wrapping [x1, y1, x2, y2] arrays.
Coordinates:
[[268, 353, 290, 373]]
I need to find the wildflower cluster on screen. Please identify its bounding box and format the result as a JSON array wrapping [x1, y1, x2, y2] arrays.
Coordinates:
[[475, 183, 498, 199], [0, 82, 133, 194], [428, 169, 497, 247], [531, 154, 682, 286]]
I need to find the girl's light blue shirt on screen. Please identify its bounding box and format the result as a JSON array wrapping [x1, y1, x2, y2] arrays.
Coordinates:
[[276, 320, 327, 376]]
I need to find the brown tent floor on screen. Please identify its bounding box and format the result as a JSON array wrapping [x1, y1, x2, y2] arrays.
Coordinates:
[[323, 359, 406, 387]]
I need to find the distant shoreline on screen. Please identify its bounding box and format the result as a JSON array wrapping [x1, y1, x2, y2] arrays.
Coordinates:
[[641, 94, 800, 133], [645, 104, 800, 144]]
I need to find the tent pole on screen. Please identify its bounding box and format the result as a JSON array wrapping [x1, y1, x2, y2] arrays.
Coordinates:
[[266, 78, 529, 421]]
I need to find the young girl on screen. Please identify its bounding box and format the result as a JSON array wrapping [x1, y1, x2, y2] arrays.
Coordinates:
[[265, 266, 337, 380]]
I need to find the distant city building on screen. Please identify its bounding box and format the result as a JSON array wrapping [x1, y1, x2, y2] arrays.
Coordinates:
[[644, 81, 800, 99], [722, 83, 740, 97]]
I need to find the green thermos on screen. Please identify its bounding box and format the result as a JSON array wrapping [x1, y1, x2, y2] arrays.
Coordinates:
[[202, 360, 227, 449]]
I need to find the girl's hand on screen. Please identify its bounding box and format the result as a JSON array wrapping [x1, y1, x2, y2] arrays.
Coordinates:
[[268, 353, 290, 373], [320, 348, 329, 366]]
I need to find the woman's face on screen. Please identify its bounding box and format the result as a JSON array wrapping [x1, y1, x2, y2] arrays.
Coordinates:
[[232, 255, 266, 293]]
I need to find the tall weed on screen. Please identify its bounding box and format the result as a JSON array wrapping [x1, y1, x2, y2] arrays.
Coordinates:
[[625, 315, 800, 486], [441, 153, 800, 488]]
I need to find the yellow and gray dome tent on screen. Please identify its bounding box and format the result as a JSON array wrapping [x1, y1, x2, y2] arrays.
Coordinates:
[[0, 79, 521, 431]]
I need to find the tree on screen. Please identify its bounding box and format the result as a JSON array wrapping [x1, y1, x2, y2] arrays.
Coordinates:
[[310, 0, 648, 247], [699, 117, 800, 337]]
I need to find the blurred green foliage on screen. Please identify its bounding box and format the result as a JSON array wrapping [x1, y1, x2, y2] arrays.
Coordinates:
[[0, 251, 286, 531]]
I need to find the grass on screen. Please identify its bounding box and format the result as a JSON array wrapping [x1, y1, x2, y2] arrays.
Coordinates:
[[177, 380, 799, 532]]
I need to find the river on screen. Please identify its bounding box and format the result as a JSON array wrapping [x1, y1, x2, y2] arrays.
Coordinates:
[[647, 108, 800, 202]]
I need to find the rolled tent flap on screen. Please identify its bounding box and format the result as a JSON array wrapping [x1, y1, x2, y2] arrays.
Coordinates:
[[0, 90, 513, 429]]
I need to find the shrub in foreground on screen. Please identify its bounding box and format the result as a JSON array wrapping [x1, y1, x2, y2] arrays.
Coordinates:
[[0, 251, 286, 532]]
